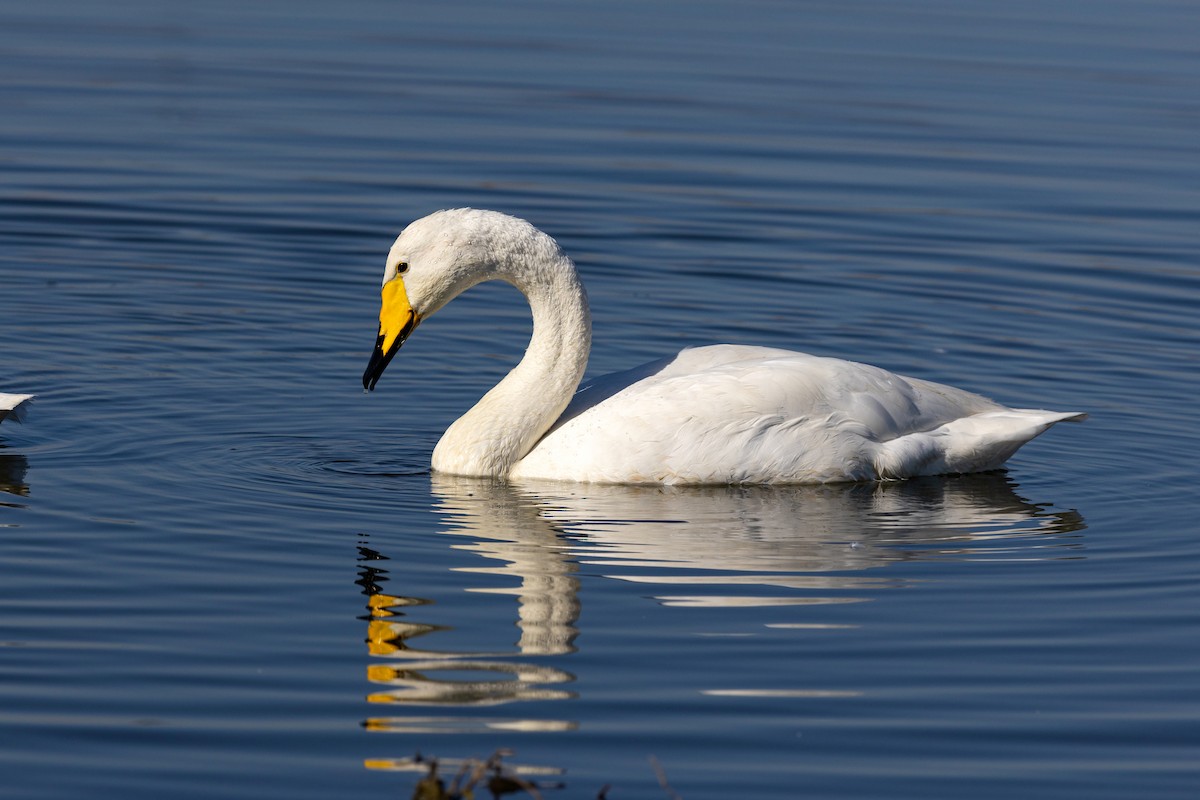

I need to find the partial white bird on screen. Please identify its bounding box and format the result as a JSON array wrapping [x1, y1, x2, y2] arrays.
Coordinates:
[[363, 209, 1084, 484], [0, 393, 34, 425]]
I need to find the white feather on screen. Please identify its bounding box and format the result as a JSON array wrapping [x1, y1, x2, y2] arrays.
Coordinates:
[[370, 209, 1084, 484], [0, 393, 35, 425]]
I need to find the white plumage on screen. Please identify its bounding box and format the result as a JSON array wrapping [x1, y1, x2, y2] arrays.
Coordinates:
[[362, 209, 1083, 484], [0, 393, 34, 425]]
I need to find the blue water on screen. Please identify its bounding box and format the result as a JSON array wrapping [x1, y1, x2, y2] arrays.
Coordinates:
[[2, 1, 1199, 798]]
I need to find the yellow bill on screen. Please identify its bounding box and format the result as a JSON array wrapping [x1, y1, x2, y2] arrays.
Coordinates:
[[363, 277, 421, 391]]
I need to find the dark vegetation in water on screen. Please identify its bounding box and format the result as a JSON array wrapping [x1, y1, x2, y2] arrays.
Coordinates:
[[403, 750, 683, 800]]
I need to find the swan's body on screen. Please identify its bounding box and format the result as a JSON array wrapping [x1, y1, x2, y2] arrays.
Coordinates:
[[363, 209, 1083, 484], [0, 393, 34, 425]]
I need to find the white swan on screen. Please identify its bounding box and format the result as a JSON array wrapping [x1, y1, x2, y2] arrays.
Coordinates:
[[363, 209, 1084, 484], [0, 393, 34, 425]]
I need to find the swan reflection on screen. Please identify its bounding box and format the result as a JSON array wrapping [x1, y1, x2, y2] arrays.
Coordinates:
[[366, 660, 575, 706], [435, 472, 1085, 600], [362, 472, 1083, 746], [403, 472, 1084, 655]]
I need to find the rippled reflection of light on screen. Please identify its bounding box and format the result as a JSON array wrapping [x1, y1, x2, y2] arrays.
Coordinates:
[[366, 659, 576, 708], [655, 595, 871, 608], [357, 530, 580, 746], [363, 717, 578, 734], [364, 755, 565, 775], [610, 573, 897, 588]]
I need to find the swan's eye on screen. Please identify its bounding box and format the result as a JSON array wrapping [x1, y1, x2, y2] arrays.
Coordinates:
[[396, 261, 409, 274]]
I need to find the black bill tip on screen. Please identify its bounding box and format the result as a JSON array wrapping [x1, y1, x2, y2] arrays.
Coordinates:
[[363, 334, 393, 392], [362, 313, 416, 392]]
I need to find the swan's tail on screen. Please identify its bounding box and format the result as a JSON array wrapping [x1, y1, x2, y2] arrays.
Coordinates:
[[1010, 409, 1088, 425], [938, 408, 1086, 474], [876, 408, 1086, 478], [0, 393, 35, 425]]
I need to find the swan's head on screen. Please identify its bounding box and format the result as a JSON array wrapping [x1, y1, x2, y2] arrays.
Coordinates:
[[363, 208, 566, 391]]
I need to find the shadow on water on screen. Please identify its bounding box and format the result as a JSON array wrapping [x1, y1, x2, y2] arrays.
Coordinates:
[[0, 452, 30, 499], [359, 472, 1085, 773]]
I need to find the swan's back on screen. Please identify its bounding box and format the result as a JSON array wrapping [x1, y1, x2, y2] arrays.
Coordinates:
[[510, 345, 1082, 484]]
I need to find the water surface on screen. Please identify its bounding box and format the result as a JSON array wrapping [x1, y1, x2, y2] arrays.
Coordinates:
[[2, 1, 1199, 798]]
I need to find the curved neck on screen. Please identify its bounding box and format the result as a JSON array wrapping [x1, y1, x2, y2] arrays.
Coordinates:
[[431, 253, 591, 478]]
